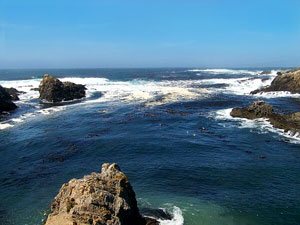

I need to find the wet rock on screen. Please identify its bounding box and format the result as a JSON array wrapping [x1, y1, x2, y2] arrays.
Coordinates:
[[3, 87, 25, 100], [140, 208, 172, 221], [45, 163, 159, 225], [230, 101, 274, 120], [231, 101, 300, 134], [39, 74, 86, 103], [251, 68, 300, 94], [30, 87, 39, 91], [260, 70, 272, 75], [0, 85, 17, 114]]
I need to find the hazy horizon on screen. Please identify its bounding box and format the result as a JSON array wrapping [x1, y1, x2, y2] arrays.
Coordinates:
[[1, 0, 300, 69]]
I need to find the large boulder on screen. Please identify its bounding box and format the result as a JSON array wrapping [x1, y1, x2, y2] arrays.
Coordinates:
[[45, 163, 158, 225], [0, 85, 17, 114], [39, 74, 86, 102], [251, 68, 300, 94], [230, 101, 274, 120]]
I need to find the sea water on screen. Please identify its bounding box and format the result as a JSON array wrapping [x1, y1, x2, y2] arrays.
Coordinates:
[[0, 68, 299, 225]]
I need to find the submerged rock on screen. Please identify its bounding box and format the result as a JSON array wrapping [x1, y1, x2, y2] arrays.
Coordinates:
[[251, 67, 300, 94], [0, 85, 17, 114], [4, 87, 25, 100], [231, 101, 300, 134], [39, 74, 86, 102], [45, 163, 159, 225]]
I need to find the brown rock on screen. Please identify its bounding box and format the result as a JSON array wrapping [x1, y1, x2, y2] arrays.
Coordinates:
[[39, 74, 86, 102], [231, 101, 300, 134], [230, 101, 274, 119], [251, 68, 300, 94], [45, 163, 159, 225]]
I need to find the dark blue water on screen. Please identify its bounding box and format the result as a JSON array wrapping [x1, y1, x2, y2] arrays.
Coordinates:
[[0, 68, 299, 225]]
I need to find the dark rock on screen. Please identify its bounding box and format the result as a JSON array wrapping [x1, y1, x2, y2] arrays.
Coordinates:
[[231, 101, 300, 135], [45, 163, 159, 225], [39, 74, 86, 103], [140, 208, 172, 220], [260, 70, 272, 75], [251, 68, 300, 94], [30, 88, 39, 91], [0, 85, 17, 114], [3, 87, 25, 100], [230, 101, 274, 120]]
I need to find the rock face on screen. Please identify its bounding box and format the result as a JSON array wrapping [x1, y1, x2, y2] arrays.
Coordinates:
[[231, 101, 300, 134], [0, 85, 17, 114], [45, 163, 158, 225], [39, 74, 86, 102], [4, 87, 25, 100], [251, 67, 300, 94]]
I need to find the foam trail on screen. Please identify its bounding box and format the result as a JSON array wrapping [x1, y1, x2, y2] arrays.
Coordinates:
[[187, 68, 261, 75], [212, 108, 300, 144], [158, 206, 184, 225]]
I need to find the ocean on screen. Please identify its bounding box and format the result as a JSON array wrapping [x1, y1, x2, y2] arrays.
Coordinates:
[[0, 68, 299, 225]]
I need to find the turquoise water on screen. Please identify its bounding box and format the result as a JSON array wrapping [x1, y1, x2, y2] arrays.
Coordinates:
[[0, 68, 299, 225]]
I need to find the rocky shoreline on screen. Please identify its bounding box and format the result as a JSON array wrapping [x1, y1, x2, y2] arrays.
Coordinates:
[[251, 67, 300, 94], [231, 101, 300, 136], [0, 85, 18, 114], [44, 163, 165, 225]]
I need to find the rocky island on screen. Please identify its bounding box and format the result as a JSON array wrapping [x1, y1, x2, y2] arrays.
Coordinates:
[[45, 163, 160, 225], [0, 85, 18, 114], [251, 67, 300, 94], [39, 74, 86, 103], [231, 101, 300, 135]]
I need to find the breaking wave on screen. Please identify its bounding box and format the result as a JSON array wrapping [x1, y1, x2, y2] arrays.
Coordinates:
[[212, 108, 300, 144], [187, 68, 262, 75]]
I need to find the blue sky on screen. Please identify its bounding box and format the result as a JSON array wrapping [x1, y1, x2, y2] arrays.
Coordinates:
[[0, 0, 299, 68]]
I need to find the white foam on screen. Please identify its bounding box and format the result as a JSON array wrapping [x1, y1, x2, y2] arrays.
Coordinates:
[[158, 206, 184, 225], [59, 77, 211, 106], [0, 123, 14, 130], [199, 71, 279, 96], [187, 68, 261, 75], [212, 108, 300, 144]]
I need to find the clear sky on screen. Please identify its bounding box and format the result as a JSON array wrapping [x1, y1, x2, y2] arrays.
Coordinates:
[[0, 0, 299, 68]]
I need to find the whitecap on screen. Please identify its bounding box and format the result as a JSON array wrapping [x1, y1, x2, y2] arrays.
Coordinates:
[[187, 68, 261, 75], [212, 108, 300, 144], [157, 206, 184, 225]]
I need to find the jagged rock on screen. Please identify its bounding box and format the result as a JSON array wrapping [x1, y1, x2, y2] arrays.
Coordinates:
[[39, 74, 86, 102], [30, 88, 39, 91], [231, 101, 300, 134], [4, 87, 25, 100], [0, 85, 17, 114], [230, 101, 274, 119], [251, 68, 300, 94], [45, 163, 159, 225]]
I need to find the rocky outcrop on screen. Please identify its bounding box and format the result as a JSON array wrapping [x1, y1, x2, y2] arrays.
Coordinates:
[[230, 101, 274, 120], [231, 101, 300, 134], [251, 67, 300, 94], [39, 74, 86, 102], [0, 85, 17, 114], [45, 163, 159, 225], [4, 87, 25, 100]]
